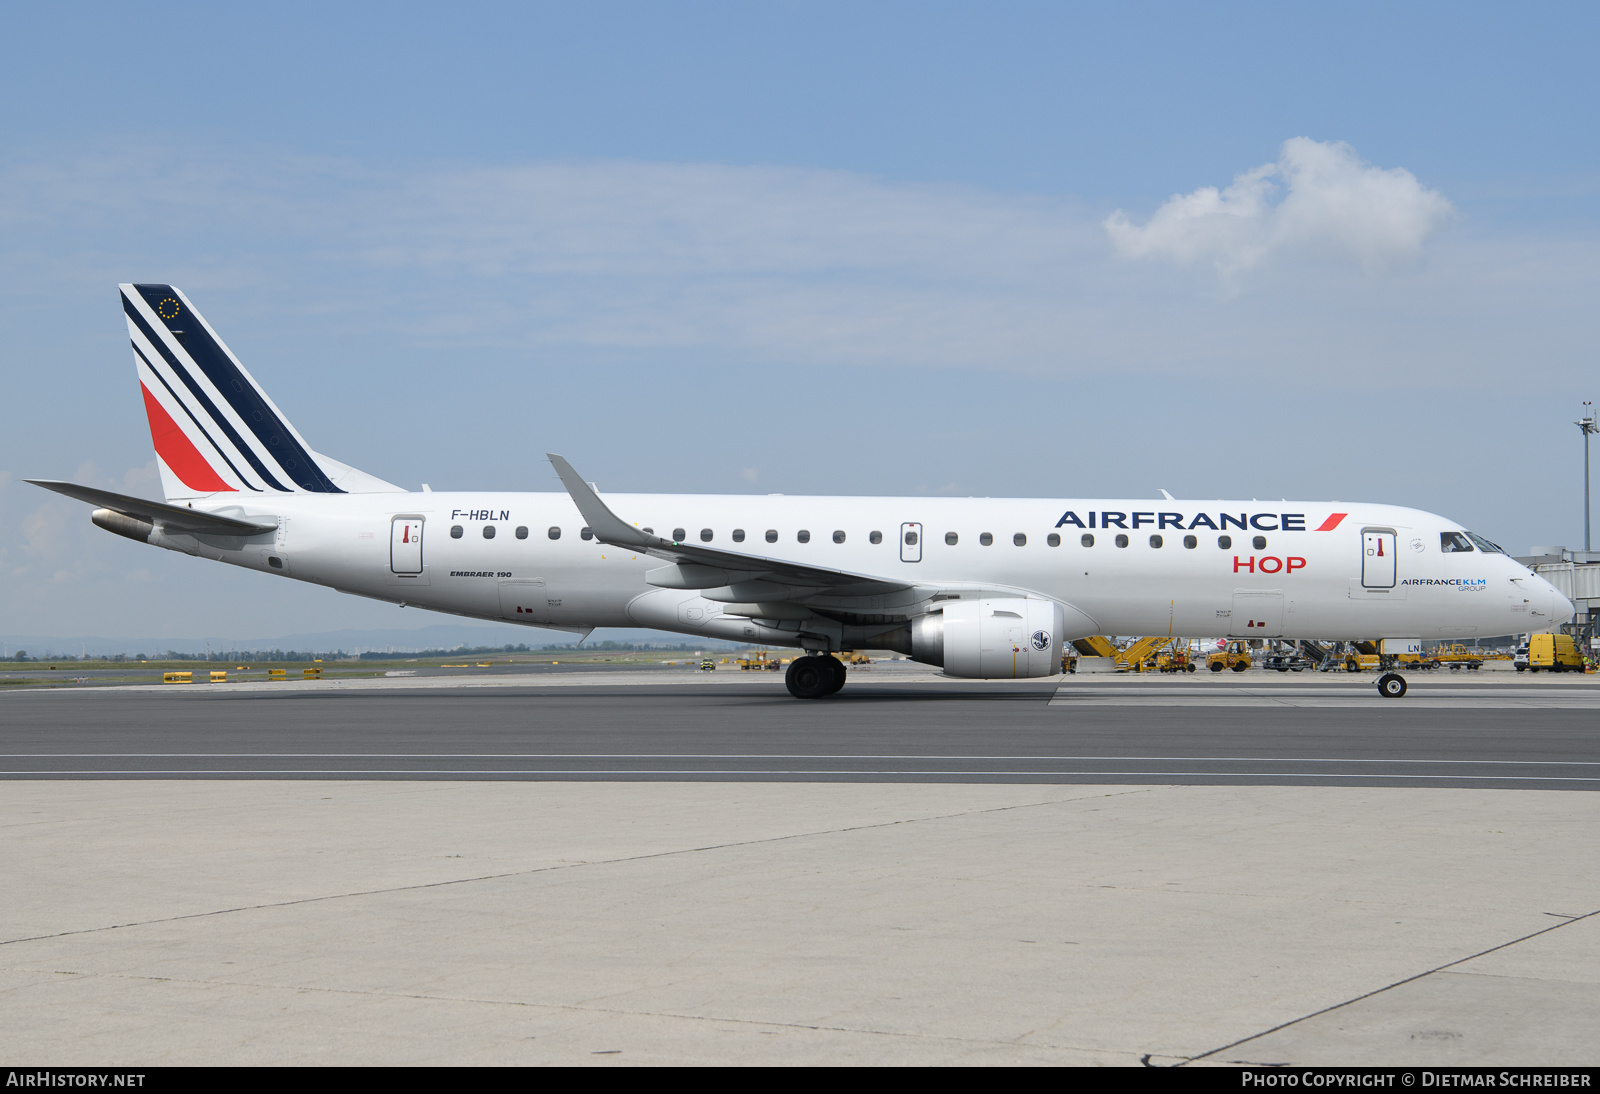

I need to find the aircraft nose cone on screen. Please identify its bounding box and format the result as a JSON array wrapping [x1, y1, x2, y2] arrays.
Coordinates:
[[1553, 587, 1577, 625]]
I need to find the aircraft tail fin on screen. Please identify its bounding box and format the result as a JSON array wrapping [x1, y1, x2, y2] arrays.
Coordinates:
[[120, 283, 402, 500]]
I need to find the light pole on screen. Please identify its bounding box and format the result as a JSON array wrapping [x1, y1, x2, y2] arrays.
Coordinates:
[[1579, 402, 1598, 553]]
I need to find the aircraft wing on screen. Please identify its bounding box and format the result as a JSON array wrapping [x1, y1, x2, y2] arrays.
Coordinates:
[[26, 480, 278, 536], [547, 454, 916, 598]]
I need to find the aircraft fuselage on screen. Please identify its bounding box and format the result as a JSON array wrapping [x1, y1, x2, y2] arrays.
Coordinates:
[[153, 490, 1565, 646]]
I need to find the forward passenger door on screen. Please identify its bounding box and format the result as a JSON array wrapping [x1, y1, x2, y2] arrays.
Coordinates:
[[1362, 530, 1397, 588]]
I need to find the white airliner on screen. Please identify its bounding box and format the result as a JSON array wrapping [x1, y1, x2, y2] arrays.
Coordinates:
[[30, 284, 1574, 699]]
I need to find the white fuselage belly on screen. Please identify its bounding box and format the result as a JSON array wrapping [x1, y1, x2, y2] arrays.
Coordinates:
[[164, 491, 1566, 644]]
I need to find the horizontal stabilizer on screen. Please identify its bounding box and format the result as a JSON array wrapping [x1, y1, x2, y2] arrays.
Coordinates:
[[26, 480, 277, 536]]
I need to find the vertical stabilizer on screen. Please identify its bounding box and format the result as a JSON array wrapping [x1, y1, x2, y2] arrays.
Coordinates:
[[120, 284, 400, 499]]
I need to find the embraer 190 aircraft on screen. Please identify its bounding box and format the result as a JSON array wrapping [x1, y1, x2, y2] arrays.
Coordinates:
[[31, 284, 1574, 699]]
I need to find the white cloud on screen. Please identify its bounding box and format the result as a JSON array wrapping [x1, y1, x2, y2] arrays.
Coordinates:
[[1105, 138, 1454, 276]]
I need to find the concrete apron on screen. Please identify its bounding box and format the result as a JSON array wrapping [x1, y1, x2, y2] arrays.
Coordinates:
[[1, 782, 1595, 1066]]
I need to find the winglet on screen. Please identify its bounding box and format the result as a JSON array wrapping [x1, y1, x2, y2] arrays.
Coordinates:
[[546, 455, 653, 549]]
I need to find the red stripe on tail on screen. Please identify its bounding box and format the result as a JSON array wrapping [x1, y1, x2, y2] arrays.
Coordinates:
[[1315, 513, 1347, 531], [140, 383, 235, 492]]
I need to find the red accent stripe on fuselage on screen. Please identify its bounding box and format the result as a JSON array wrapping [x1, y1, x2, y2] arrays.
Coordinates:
[[140, 382, 235, 492], [1316, 513, 1347, 531]]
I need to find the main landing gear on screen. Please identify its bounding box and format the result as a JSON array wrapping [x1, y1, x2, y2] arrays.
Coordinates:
[[1376, 671, 1408, 699], [786, 654, 846, 699]]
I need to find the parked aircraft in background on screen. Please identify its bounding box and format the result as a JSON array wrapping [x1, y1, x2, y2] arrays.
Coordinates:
[[30, 285, 1575, 698]]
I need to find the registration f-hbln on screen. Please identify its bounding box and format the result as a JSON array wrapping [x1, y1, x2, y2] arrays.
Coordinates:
[[29, 285, 1573, 699]]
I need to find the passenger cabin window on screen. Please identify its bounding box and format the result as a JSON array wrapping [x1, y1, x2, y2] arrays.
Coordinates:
[[1149, 534, 1162, 548], [547, 526, 561, 540], [672, 528, 686, 542], [515, 526, 529, 539], [700, 528, 713, 542], [1047, 533, 1060, 547], [1115, 534, 1129, 548], [450, 525, 463, 539], [765, 529, 778, 543], [869, 531, 883, 544], [483, 525, 496, 539], [979, 532, 993, 546], [1441, 531, 1474, 553], [581, 527, 593, 541], [797, 530, 811, 543], [1081, 534, 1094, 547], [732, 529, 745, 542], [945, 532, 959, 546], [1252, 535, 1266, 550], [832, 530, 846, 544], [1183, 535, 1197, 549], [1013, 533, 1026, 546], [1218, 535, 1232, 549]]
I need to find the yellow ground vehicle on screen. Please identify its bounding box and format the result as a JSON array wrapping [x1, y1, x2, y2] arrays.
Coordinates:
[[737, 650, 785, 671], [1344, 642, 1442, 673], [1154, 650, 1198, 673], [1072, 635, 1175, 672], [699, 659, 716, 671], [1119, 637, 1170, 672], [1431, 644, 1511, 671], [1526, 633, 1584, 672], [1207, 641, 1251, 672]]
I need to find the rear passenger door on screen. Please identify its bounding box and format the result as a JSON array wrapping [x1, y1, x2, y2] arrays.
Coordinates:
[[391, 517, 424, 574]]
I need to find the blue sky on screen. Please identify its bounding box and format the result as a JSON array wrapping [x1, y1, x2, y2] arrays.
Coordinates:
[[3, 2, 1598, 641]]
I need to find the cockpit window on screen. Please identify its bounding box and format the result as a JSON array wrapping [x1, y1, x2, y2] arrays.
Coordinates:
[[1440, 531, 1474, 553], [1465, 531, 1505, 555]]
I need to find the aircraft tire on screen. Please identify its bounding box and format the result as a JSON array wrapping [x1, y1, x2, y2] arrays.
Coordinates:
[[823, 656, 847, 695], [1377, 672, 1407, 699], [785, 655, 837, 700]]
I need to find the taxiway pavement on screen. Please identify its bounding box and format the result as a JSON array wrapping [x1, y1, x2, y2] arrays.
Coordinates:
[[3, 667, 1598, 787]]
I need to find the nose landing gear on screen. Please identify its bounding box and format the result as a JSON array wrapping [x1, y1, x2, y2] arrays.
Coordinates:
[[785, 654, 847, 699], [1376, 671, 1408, 698]]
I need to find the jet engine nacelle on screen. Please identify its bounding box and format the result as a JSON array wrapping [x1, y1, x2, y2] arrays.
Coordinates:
[[910, 598, 1065, 679]]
